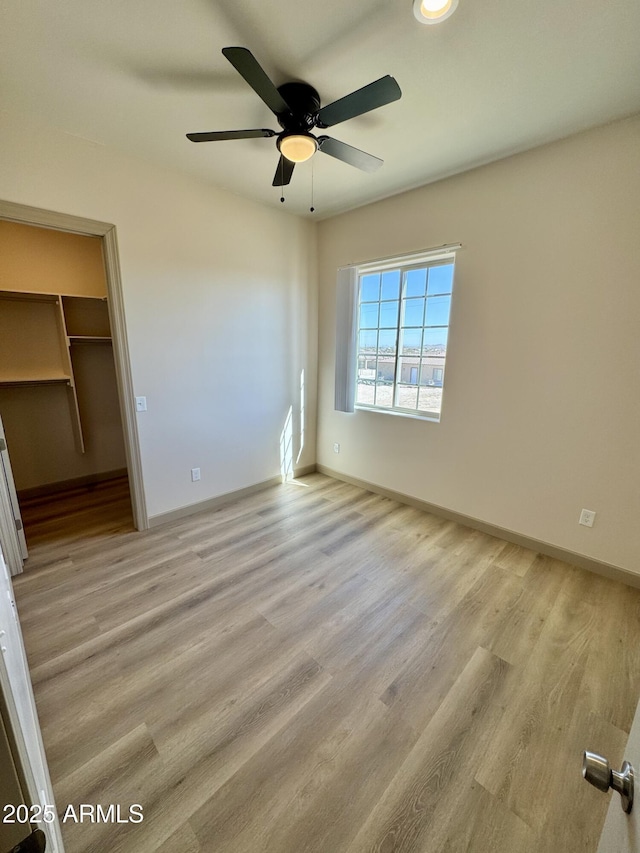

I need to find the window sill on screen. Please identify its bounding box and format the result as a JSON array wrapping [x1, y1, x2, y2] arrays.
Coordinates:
[[355, 404, 441, 423]]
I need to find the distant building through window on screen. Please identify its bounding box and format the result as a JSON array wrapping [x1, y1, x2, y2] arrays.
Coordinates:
[[355, 253, 455, 419]]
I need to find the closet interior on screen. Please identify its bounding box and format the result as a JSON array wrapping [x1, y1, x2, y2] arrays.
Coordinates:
[[0, 219, 131, 554]]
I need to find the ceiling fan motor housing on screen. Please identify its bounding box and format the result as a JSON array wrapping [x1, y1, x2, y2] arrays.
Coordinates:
[[276, 82, 321, 132]]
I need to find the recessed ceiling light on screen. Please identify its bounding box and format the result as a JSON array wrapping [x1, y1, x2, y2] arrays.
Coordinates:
[[413, 0, 458, 24]]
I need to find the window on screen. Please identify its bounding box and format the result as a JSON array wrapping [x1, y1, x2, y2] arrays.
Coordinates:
[[354, 253, 455, 420]]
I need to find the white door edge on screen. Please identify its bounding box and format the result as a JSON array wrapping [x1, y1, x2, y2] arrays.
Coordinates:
[[0, 552, 64, 852]]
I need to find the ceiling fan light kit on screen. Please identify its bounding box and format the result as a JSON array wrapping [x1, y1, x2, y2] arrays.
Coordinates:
[[413, 0, 458, 24], [186, 47, 402, 195], [278, 133, 318, 163]]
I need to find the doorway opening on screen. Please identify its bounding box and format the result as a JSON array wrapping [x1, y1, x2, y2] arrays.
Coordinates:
[[0, 201, 147, 573]]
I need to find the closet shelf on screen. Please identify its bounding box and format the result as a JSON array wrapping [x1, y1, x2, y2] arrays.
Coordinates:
[[0, 377, 71, 388], [0, 290, 111, 453], [0, 290, 59, 304], [69, 335, 112, 344]]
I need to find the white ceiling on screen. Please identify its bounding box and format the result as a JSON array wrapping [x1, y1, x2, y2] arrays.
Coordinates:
[[2, 0, 640, 218]]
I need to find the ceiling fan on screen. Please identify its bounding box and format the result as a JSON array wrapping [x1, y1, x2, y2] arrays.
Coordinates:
[[186, 47, 402, 188]]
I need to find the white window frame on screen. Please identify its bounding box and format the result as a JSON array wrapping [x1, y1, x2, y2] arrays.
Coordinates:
[[353, 247, 457, 422]]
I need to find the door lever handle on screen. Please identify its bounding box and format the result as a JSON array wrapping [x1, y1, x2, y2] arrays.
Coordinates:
[[583, 750, 634, 813]]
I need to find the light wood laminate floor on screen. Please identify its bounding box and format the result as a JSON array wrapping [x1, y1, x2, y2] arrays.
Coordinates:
[[13, 473, 640, 853]]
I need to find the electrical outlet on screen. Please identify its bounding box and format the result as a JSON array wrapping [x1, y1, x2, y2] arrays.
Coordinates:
[[333, 443, 340, 453], [191, 467, 201, 482], [579, 509, 596, 528], [135, 396, 147, 412]]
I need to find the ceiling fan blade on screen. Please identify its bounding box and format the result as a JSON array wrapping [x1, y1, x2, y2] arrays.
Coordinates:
[[187, 129, 277, 142], [272, 155, 295, 187], [222, 47, 291, 116], [317, 136, 383, 172], [316, 76, 401, 128]]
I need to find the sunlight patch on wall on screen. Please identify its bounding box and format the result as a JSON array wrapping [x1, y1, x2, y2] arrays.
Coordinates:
[[280, 406, 293, 482], [296, 369, 305, 465]]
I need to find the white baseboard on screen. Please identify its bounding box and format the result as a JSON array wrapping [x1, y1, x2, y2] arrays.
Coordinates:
[[316, 464, 640, 590], [148, 464, 317, 528]]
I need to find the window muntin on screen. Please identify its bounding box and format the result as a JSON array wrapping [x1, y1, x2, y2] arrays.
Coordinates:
[[355, 258, 454, 419]]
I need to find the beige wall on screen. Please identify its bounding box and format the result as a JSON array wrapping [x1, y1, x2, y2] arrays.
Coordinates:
[[0, 110, 317, 519], [317, 116, 640, 573]]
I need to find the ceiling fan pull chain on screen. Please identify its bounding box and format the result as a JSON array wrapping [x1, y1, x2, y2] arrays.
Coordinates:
[[280, 157, 285, 203], [310, 161, 315, 213]]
